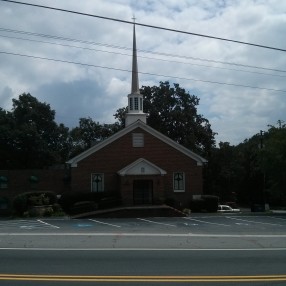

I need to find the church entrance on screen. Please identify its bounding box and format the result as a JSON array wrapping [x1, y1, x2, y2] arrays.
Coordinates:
[[133, 180, 153, 205]]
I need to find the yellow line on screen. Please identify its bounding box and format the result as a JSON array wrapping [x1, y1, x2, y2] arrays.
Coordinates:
[[0, 274, 286, 282]]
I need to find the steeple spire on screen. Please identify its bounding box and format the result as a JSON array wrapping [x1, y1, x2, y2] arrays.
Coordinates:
[[131, 23, 140, 94], [125, 21, 147, 127]]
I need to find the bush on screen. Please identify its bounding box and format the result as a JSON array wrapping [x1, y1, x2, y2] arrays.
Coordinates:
[[13, 191, 57, 216]]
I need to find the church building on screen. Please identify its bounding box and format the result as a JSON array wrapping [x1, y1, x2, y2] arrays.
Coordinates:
[[66, 24, 207, 208]]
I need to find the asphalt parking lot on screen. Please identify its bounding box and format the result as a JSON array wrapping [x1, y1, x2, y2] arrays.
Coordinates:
[[1, 214, 286, 235]]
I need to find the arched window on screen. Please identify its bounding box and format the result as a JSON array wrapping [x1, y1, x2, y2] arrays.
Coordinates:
[[173, 172, 185, 192], [91, 173, 104, 192]]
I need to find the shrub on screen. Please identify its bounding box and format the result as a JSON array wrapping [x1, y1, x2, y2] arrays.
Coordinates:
[[13, 191, 57, 216]]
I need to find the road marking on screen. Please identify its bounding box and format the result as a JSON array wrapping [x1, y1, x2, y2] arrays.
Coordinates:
[[0, 220, 60, 229], [89, 219, 121, 228], [0, 274, 286, 282], [137, 218, 176, 227], [0, 232, 286, 237], [184, 217, 230, 227], [37, 220, 60, 229], [226, 217, 283, 226], [1, 247, 286, 251], [76, 224, 93, 227]]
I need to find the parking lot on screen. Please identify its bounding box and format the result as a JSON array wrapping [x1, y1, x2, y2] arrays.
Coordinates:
[[1, 214, 286, 235]]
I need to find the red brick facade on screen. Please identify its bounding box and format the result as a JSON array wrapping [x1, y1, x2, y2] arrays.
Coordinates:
[[69, 123, 206, 209]]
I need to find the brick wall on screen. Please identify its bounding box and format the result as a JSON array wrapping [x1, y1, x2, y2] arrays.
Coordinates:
[[0, 169, 69, 202], [70, 127, 203, 208]]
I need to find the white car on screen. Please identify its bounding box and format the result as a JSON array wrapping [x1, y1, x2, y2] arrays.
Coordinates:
[[218, 205, 240, 213]]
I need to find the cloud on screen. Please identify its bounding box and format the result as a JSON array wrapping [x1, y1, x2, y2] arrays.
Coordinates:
[[0, 0, 285, 145]]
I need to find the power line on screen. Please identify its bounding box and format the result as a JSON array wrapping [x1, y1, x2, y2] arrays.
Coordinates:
[[1, 50, 285, 93], [1, 27, 286, 74], [1, 33, 286, 79], [1, 0, 286, 53]]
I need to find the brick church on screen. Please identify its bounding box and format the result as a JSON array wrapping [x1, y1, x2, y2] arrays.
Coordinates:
[[66, 24, 207, 208]]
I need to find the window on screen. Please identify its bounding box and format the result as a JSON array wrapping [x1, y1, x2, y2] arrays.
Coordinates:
[[132, 133, 144, 147], [129, 98, 133, 110], [173, 172, 185, 192], [140, 98, 143, 111], [0, 176, 8, 189], [134, 97, 139, 110], [91, 174, 104, 192]]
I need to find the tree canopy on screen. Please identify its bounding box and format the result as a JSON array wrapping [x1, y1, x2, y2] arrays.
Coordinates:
[[0, 93, 70, 169], [206, 121, 286, 206]]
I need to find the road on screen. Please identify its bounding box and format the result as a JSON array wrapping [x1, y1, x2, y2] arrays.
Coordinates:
[[0, 214, 286, 285]]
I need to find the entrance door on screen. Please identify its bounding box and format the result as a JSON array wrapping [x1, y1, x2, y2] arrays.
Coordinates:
[[133, 180, 153, 205]]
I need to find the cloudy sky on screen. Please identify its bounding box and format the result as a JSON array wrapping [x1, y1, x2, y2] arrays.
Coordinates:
[[0, 0, 285, 145]]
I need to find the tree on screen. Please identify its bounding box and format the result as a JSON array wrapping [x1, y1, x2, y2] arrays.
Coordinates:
[[69, 117, 122, 157], [114, 81, 216, 157], [260, 122, 286, 205], [0, 108, 16, 168], [0, 93, 70, 168], [204, 142, 241, 202]]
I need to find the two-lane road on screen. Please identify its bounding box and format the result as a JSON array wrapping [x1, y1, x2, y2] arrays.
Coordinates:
[[0, 215, 285, 285]]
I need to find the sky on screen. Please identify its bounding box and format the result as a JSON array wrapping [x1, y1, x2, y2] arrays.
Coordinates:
[[0, 0, 285, 146]]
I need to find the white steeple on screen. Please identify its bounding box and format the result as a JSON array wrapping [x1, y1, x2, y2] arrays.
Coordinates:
[[125, 23, 147, 127]]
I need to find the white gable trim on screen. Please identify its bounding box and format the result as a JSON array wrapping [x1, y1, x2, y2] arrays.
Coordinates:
[[118, 158, 167, 176], [67, 120, 207, 167]]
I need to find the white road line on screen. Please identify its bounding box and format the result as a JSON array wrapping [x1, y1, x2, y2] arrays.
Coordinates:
[[137, 218, 176, 227], [226, 217, 283, 226], [89, 219, 121, 228], [184, 218, 230, 227], [37, 220, 60, 229], [1, 247, 286, 251], [1, 233, 285, 237]]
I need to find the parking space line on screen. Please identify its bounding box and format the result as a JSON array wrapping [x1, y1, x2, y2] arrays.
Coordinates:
[[184, 218, 230, 227], [226, 217, 283, 226], [89, 219, 121, 228], [0, 220, 59, 229], [137, 218, 176, 227], [37, 220, 60, 229]]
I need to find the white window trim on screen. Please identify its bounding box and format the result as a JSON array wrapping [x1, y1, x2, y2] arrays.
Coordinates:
[[173, 172, 185, 192]]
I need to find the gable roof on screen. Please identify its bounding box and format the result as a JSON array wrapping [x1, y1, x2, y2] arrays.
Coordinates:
[[118, 158, 167, 176], [67, 120, 208, 167]]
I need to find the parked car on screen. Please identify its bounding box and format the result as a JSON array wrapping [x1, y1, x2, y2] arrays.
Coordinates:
[[218, 204, 241, 213]]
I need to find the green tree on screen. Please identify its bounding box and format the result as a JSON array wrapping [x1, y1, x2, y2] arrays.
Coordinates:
[[0, 93, 70, 168], [0, 108, 16, 168], [69, 117, 122, 157], [260, 122, 286, 205], [205, 142, 241, 202]]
